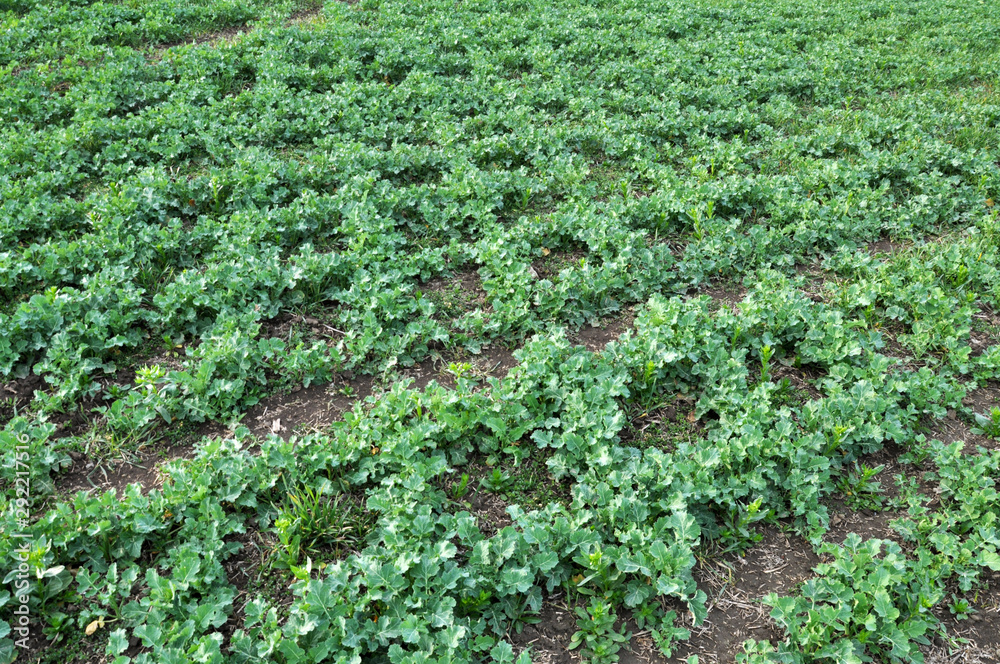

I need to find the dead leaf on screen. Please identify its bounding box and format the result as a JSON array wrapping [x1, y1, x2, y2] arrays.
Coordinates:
[[987, 198, 994, 207], [686, 411, 697, 423], [85, 617, 104, 635], [541, 247, 551, 256]]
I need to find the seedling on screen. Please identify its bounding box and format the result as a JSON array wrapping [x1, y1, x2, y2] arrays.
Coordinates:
[[836, 462, 884, 511], [971, 407, 1000, 439], [479, 468, 513, 492], [759, 344, 774, 383], [451, 473, 471, 500], [568, 599, 631, 664]]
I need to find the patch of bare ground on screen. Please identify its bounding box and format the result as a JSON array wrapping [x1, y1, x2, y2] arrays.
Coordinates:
[[56, 441, 194, 497], [180, 23, 252, 48], [823, 500, 905, 546], [385, 342, 520, 393], [620, 396, 704, 453], [421, 268, 491, 320], [507, 595, 667, 664], [450, 450, 571, 537], [667, 527, 820, 663], [771, 361, 825, 401], [468, 488, 512, 538], [441, 461, 513, 538], [0, 365, 138, 438], [970, 305, 1000, 358], [531, 248, 589, 281], [395, 355, 458, 392], [823, 444, 911, 545], [0, 372, 44, 426], [145, 22, 253, 62], [927, 384, 1000, 453], [222, 527, 295, 628], [793, 257, 827, 282], [925, 569, 1000, 663], [867, 238, 911, 256], [509, 529, 821, 664], [874, 320, 933, 372], [474, 344, 520, 381], [510, 598, 579, 664], [243, 373, 373, 440], [689, 281, 747, 313], [570, 310, 636, 353], [286, 5, 324, 26]]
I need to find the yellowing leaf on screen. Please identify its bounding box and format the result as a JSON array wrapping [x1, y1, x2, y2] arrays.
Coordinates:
[[85, 617, 105, 635]]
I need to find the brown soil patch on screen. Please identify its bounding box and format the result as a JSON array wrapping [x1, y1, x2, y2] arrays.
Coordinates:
[[468, 489, 512, 538], [243, 374, 373, 440], [507, 529, 822, 664], [925, 570, 1000, 663], [771, 362, 825, 401], [56, 442, 194, 497], [395, 356, 458, 392], [421, 269, 491, 319], [532, 249, 589, 280], [146, 22, 253, 62], [867, 238, 910, 256], [570, 311, 635, 353], [286, 5, 324, 26], [0, 373, 44, 426], [927, 385, 1000, 453], [970, 305, 1000, 358], [971, 331, 997, 358], [470, 344, 520, 382], [928, 411, 998, 453], [620, 399, 704, 453], [441, 465, 514, 537], [510, 598, 579, 664], [794, 258, 827, 280], [964, 383, 1000, 415], [690, 282, 747, 312], [823, 500, 905, 546], [667, 527, 820, 663]]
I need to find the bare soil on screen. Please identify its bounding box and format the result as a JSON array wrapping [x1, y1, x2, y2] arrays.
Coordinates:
[[56, 441, 194, 497], [569, 311, 635, 353], [242, 373, 373, 440], [691, 282, 747, 312], [0, 373, 44, 426], [928, 383, 1000, 453]]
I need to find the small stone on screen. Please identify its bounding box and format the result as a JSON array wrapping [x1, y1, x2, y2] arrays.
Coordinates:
[[86, 462, 94, 469], [831, 514, 843, 526], [292, 385, 302, 393], [971, 613, 983, 622], [946, 409, 957, 420]]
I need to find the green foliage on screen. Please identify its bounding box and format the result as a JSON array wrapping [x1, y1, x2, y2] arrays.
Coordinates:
[[568, 599, 631, 664], [764, 535, 935, 664], [2, 0, 1000, 660], [836, 463, 885, 511], [971, 407, 1000, 439]]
